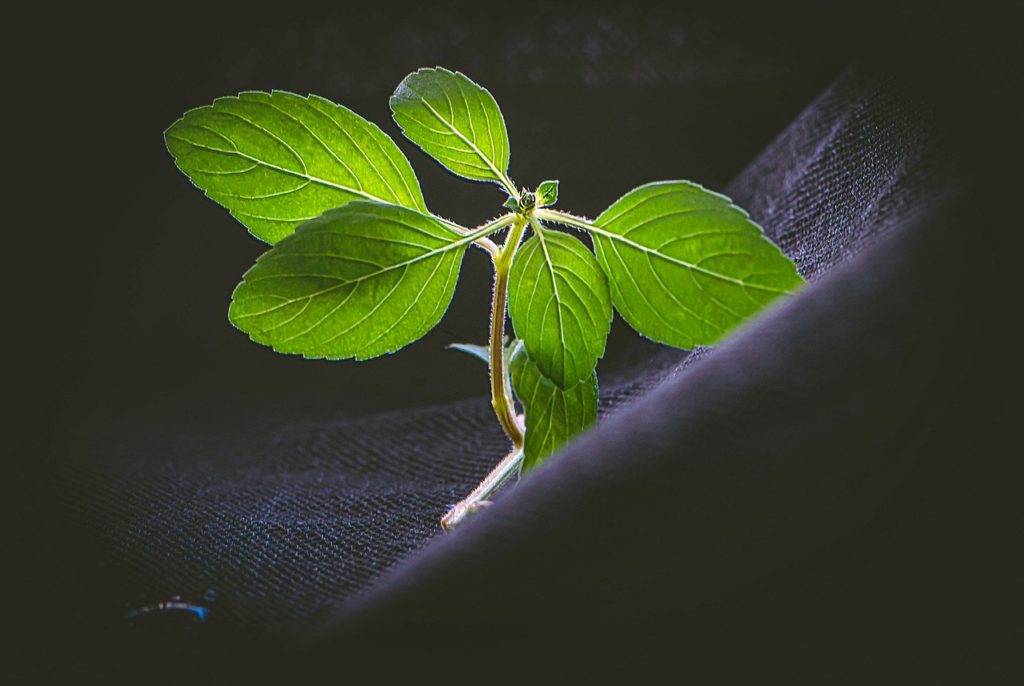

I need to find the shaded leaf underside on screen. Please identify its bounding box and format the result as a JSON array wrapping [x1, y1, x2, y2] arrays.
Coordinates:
[[510, 343, 598, 471]]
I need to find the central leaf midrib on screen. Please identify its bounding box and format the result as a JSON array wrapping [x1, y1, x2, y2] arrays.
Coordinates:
[[168, 130, 391, 206], [535, 227, 570, 375], [544, 211, 793, 295], [234, 219, 497, 319]]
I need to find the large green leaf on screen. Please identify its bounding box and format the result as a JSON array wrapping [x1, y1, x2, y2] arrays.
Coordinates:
[[508, 227, 612, 388], [390, 68, 511, 188], [510, 343, 598, 472], [228, 202, 470, 360], [543, 181, 804, 349], [165, 91, 427, 244]]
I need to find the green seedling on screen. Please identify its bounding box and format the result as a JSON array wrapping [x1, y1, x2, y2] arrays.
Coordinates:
[[164, 67, 804, 529]]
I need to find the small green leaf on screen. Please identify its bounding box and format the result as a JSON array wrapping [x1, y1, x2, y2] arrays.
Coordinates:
[[536, 180, 559, 207], [510, 343, 598, 471], [447, 342, 490, 364], [509, 227, 612, 388], [576, 181, 804, 349], [390, 68, 511, 189], [448, 337, 517, 365], [229, 202, 470, 359], [165, 91, 426, 244]]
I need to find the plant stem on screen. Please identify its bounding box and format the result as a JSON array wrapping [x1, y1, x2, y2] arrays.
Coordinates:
[[488, 215, 528, 447], [440, 447, 523, 530], [437, 216, 506, 258], [441, 214, 529, 529], [474, 237, 501, 257]]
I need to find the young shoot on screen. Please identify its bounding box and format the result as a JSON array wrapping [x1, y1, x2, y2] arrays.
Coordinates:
[[164, 67, 804, 530]]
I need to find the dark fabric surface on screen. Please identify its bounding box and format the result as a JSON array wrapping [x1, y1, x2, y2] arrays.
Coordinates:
[[19, 4, 1023, 682]]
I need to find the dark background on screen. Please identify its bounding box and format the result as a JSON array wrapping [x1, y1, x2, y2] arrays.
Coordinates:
[[10, 2, 1022, 681]]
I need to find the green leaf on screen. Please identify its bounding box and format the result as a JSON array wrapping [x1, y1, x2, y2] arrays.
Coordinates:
[[510, 343, 598, 472], [508, 227, 612, 388], [447, 342, 490, 364], [448, 337, 517, 365], [228, 202, 470, 359], [536, 180, 559, 207], [164, 90, 427, 244], [390, 68, 511, 189], [559, 181, 804, 349]]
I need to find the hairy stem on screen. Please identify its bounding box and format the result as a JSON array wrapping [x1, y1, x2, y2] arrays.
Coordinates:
[[438, 215, 508, 258], [488, 216, 527, 446], [474, 236, 501, 257], [441, 214, 529, 529]]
